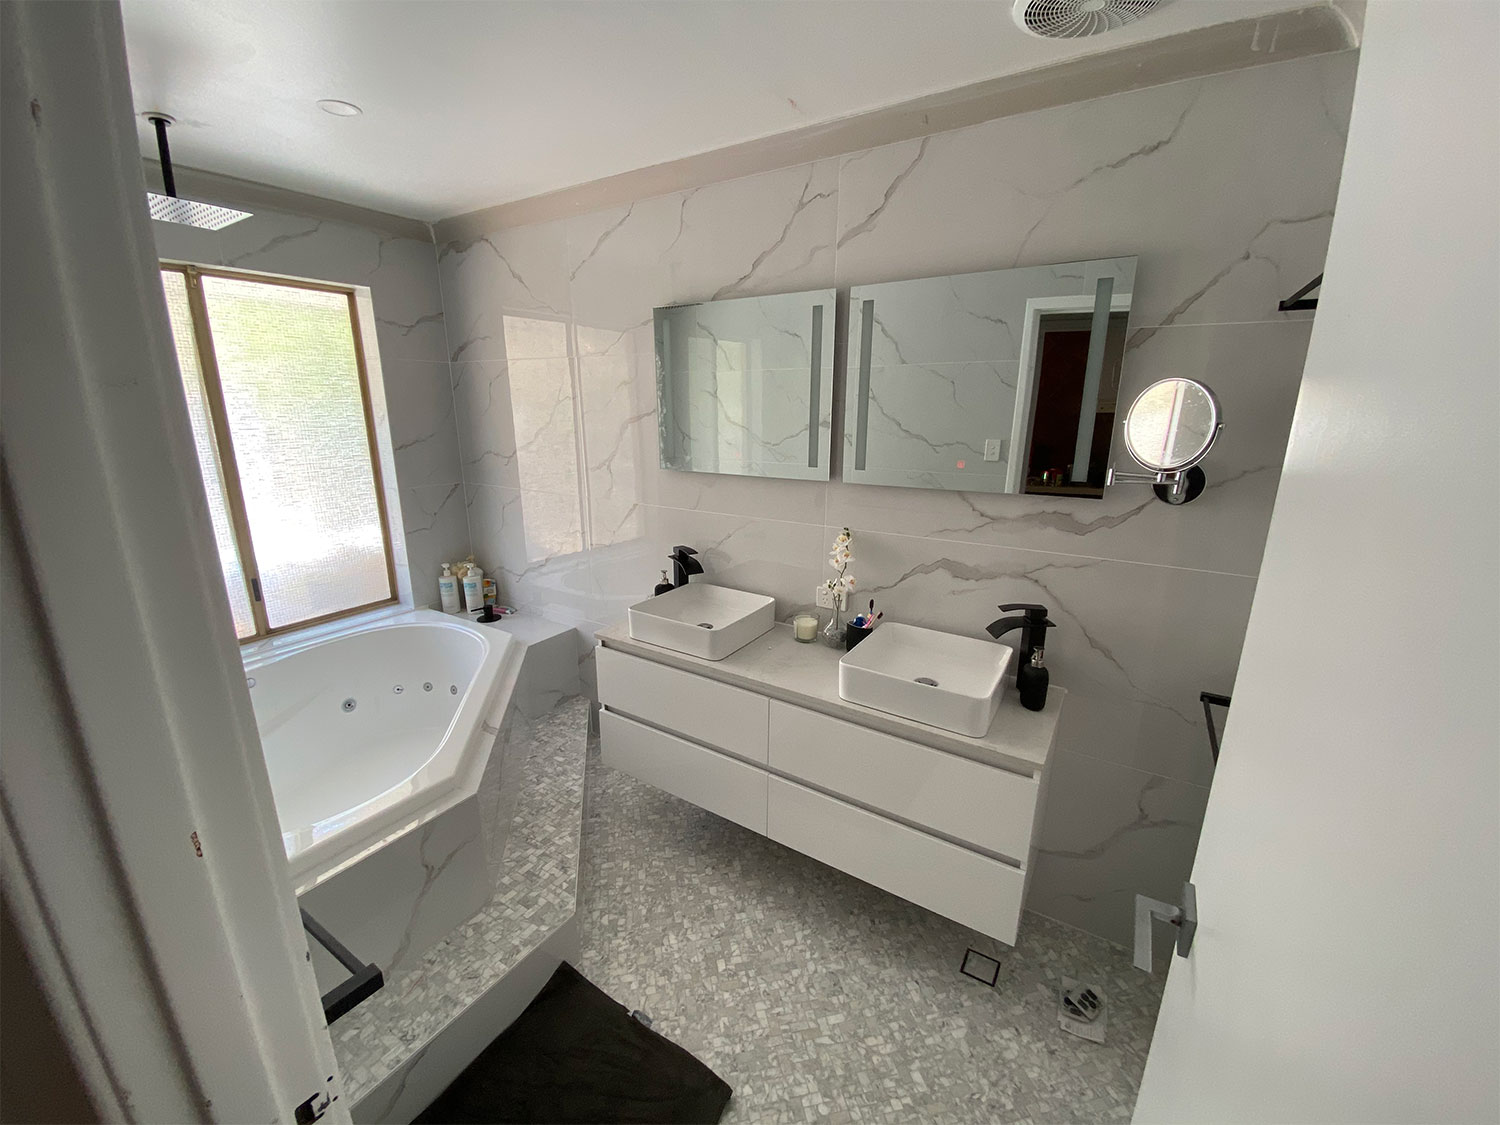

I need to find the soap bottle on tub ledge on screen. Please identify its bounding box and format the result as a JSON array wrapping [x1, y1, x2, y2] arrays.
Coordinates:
[[461, 564, 485, 613], [438, 564, 460, 613]]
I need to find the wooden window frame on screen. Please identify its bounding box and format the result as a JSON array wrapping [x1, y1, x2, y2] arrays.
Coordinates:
[[161, 262, 398, 642]]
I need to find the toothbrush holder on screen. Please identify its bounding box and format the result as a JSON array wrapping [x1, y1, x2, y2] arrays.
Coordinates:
[[844, 620, 874, 651]]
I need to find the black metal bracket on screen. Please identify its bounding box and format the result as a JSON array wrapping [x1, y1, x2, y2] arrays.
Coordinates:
[[1200, 691, 1231, 764], [301, 909, 384, 1025], [1152, 464, 1207, 505], [1278, 273, 1322, 311], [293, 1087, 332, 1125]]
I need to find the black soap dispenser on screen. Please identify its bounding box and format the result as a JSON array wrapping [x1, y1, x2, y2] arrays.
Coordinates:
[[1018, 647, 1049, 712], [985, 602, 1056, 712], [654, 569, 674, 597]]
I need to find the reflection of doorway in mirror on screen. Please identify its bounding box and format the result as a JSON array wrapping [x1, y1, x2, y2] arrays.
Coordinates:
[[1015, 310, 1127, 499]]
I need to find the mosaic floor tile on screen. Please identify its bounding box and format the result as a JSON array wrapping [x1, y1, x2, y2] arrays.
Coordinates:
[[334, 698, 589, 1106], [576, 737, 1164, 1124]]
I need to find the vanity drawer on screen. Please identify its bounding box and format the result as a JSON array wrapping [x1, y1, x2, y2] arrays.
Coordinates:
[[767, 777, 1025, 945], [600, 710, 767, 835], [597, 646, 769, 764], [768, 701, 1038, 861]]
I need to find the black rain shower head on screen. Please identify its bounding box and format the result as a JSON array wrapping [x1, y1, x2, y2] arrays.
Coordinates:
[[144, 112, 251, 231]]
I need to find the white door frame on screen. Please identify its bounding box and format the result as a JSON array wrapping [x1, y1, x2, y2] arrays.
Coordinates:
[[1, 3, 347, 1121]]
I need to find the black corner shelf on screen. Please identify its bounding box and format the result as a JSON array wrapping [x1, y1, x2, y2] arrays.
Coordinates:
[[1278, 274, 1322, 312]]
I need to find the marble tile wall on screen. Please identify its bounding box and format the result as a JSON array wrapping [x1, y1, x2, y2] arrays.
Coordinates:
[[150, 208, 471, 608], [435, 51, 1357, 946]]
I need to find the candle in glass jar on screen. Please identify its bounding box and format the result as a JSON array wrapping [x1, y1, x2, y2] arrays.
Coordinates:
[[793, 613, 818, 642]]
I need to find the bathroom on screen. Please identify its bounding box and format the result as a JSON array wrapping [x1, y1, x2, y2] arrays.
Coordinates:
[[1, 1, 1496, 1123]]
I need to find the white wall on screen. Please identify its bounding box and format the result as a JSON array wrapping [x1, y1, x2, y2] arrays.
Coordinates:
[[1134, 1, 1499, 1119], [436, 49, 1358, 946]]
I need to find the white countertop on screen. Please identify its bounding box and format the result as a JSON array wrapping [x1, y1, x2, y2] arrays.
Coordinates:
[[596, 621, 1061, 776]]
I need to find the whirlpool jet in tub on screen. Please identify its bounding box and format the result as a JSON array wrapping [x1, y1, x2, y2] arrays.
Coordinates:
[[244, 608, 524, 992]]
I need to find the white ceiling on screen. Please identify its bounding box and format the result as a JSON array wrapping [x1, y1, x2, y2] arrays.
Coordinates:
[[121, 0, 1323, 222]]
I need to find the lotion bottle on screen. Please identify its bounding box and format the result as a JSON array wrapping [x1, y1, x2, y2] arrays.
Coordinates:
[[438, 564, 460, 613], [461, 566, 484, 613]]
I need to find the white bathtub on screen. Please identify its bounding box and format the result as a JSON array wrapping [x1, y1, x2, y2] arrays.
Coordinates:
[[244, 608, 525, 989], [245, 608, 520, 888]]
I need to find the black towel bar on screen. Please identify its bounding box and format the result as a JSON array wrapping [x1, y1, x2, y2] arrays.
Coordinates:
[[301, 909, 384, 1024]]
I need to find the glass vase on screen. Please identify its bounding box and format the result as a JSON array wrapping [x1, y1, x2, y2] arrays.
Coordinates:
[[819, 601, 845, 648]]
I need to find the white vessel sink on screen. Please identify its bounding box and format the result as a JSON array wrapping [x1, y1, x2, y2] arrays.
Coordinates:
[[839, 622, 1015, 737], [627, 583, 775, 661]]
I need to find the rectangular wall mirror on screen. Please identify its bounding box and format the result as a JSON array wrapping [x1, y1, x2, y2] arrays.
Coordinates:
[[841, 257, 1136, 498], [655, 288, 836, 481]]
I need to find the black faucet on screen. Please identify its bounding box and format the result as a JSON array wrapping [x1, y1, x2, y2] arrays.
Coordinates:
[[668, 545, 703, 589], [986, 603, 1056, 680]]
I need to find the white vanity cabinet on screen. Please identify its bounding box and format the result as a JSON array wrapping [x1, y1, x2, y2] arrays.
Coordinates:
[[595, 625, 1060, 946]]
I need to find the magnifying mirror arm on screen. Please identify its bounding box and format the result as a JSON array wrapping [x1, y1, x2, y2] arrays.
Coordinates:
[[1106, 465, 1206, 505], [1105, 467, 1176, 486]]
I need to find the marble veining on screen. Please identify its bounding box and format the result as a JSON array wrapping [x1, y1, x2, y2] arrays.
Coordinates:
[[710, 166, 835, 301], [837, 136, 929, 250]]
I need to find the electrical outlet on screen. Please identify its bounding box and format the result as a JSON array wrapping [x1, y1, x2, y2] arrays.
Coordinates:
[[984, 439, 1003, 462], [815, 585, 839, 610]]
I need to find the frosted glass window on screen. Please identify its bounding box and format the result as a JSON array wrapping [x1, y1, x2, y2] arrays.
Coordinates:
[[159, 266, 394, 638], [160, 271, 258, 639]]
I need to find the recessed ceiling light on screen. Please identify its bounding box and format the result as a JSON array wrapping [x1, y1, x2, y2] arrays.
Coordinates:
[[317, 99, 362, 117]]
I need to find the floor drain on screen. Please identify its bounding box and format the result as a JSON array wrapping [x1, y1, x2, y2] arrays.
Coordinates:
[[696, 622, 714, 629], [960, 947, 1001, 986], [915, 676, 939, 686]]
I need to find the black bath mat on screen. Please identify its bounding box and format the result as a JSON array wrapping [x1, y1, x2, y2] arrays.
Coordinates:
[[412, 962, 732, 1124]]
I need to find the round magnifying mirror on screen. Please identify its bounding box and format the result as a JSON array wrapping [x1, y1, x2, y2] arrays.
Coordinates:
[[1122, 378, 1222, 472]]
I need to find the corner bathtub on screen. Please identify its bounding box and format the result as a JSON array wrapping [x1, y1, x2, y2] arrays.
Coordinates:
[[244, 608, 524, 989]]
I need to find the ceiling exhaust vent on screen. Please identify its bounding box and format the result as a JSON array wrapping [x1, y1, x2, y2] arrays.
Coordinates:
[[1013, 0, 1170, 39]]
